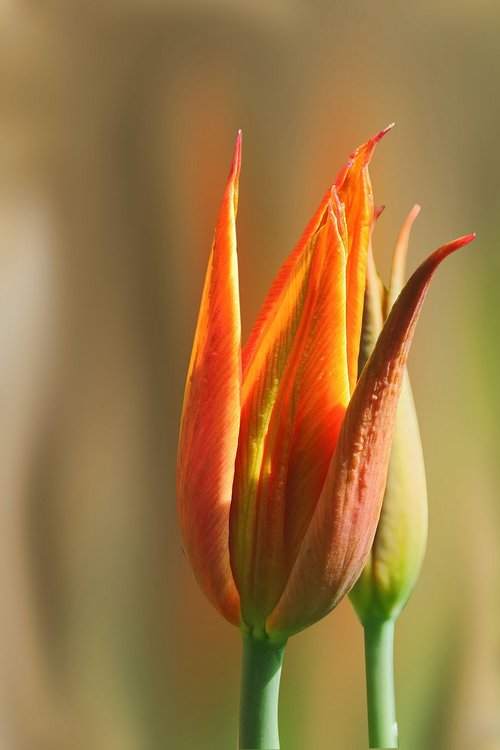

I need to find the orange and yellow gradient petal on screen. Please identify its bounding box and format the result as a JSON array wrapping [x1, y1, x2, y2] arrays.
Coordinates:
[[230, 195, 350, 631], [336, 124, 394, 392], [177, 133, 243, 626]]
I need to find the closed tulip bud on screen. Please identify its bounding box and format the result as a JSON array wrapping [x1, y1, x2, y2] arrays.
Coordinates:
[[176, 130, 474, 749]]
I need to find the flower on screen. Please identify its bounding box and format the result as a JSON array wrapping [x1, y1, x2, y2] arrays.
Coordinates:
[[350, 205, 428, 624], [177, 129, 474, 641]]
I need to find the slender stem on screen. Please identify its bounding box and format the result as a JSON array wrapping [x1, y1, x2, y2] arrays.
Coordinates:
[[364, 618, 398, 748], [239, 632, 286, 750]]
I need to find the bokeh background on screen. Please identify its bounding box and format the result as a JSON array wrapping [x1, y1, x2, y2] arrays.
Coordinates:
[[0, 1, 499, 748]]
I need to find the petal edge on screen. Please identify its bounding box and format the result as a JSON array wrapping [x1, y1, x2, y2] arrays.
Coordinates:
[[177, 134, 243, 626]]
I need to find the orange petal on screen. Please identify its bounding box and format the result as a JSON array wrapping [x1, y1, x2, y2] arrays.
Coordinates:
[[337, 125, 393, 393], [242, 127, 391, 379], [267, 232, 475, 637], [230, 197, 349, 630], [282, 192, 350, 573], [177, 133, 243, 626], [242, 189, 330, 374]]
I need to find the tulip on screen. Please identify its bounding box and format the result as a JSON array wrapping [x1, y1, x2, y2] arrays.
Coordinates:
[[177, 129, 474, 749], [349, 204, 429, 748]]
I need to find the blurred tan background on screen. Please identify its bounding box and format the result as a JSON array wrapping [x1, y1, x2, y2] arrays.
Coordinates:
[[0, 1, 499, 748]]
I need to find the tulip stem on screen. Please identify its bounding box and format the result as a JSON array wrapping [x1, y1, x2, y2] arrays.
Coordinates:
[[239, 632, 286, 749], [364, 618, 398, 748]]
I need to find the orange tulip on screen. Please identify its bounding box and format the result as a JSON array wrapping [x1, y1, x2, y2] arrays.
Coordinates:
[[177, 128, 474, 644]]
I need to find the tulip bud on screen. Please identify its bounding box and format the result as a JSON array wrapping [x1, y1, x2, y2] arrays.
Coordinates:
[[350, 205, 427, 623], [177, 130, 474, 749]]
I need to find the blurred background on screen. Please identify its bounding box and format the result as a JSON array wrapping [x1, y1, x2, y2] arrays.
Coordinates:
[[0, 1, 499, 748]]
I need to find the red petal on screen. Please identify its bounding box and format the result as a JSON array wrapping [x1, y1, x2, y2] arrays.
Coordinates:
[[267, 232, 475, 637], [177, 133, 243, 626]]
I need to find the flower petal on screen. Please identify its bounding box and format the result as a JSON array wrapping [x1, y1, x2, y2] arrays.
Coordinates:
[[242, 127, 391, 378], [241, 190, 330, 374], [282, 192, 350, 572], [230, 197, 349, 630], [267, 232, 475, 637], [337, 125, 394, 392], [385, 203, 421, 315], [177, 133, 243, 626]]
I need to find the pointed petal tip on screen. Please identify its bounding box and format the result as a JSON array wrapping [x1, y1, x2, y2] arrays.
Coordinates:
[[371, 205, 386, 232], [372, 122, 395, 145], [397, 203, 421, 239], [386, 204, 423, 313], [448, 232, 476, 252], [420, 232, 475, 277], [229, 130, 242, 182], [360, 123, 394, 166]]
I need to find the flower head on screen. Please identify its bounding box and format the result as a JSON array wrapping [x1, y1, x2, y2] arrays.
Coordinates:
[[177, 129, 473, 641]]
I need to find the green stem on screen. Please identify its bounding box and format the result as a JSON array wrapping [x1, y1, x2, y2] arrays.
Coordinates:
[[239, 632, 286, 750], [364, 618, 398, 748]]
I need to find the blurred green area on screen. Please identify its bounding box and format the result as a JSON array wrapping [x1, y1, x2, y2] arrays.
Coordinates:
[[0, 1, 498, 748]]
